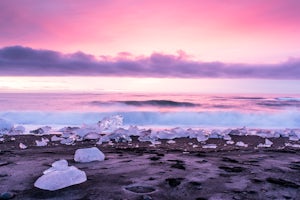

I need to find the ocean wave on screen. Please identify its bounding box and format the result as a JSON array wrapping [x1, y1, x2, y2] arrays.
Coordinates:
[[90, 100, 199, 107], [276, 97, 300, 102], [1, 110, 300, 128], [257, 101, 300, 107]]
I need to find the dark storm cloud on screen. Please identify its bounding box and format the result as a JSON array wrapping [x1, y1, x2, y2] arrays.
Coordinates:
[[0, 46, 300, 79]]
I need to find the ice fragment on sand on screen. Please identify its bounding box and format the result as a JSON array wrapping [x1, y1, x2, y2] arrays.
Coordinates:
[[236, 141, 248, 147], [19, 143, 27, 149], [223, 135, 232, 141], [35, 138, 49, 146], [13, 125, 25, 134], [60, 137, 75, 145], [257, 139, 273, 148], [30, 126, 51, 134], [83, 132, 100, 140], [226, 140, 235, 145], [34, 159, 86, 191], [0, 118, 13, 134], [196, 134, 208, 142], [51, 135, 62, 142], [96, 135, 111, 144], [167, 140, 176, 144], [43, 159, 69, 174], [202, 144, 217, 149], [74, 147, 105, 163], [285, 143, 300, 148], [97, 115, 123, 131], [209, 130, 222, 139]]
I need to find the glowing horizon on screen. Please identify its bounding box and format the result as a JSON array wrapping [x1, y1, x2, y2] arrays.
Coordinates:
[[1, 0, 300, 93]]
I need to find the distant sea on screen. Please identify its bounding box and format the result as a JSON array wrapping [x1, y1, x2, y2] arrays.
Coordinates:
[[0, 92, 300, 129]]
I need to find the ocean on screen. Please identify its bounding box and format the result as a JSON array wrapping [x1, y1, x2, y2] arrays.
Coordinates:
[[0, 92, 300, 129]]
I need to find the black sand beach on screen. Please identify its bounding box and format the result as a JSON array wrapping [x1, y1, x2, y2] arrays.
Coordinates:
[[1, 135, 300, 200]]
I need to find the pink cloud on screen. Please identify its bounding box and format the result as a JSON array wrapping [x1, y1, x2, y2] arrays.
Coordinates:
[[1, 46, 300, 79]]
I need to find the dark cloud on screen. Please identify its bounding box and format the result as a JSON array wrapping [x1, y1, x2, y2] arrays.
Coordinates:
[[0, 46, 300, 79]]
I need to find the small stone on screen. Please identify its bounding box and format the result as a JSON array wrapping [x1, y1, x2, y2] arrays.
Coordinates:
[[142, 195, 153, 200], [166, 178, 183, 187], [0, 192, 15, 200], [124, 185, 155, 193]]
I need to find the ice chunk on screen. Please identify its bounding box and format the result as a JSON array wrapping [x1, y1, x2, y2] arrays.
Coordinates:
[[108, 128, 132, 142], [83, 132, 100, 140], [196, 134, 208, 142], [285, 143, 300, 148], [51, 135, 63, 142], [236, 141, 248, 147], [30, 126, 51, 134], [19, 143, 27, 149], [96, 135, 111, 144], [43, 159, 69, 174], [74, 147, 105, 163], [167, 140, 176, 144], [257, 139, 273, 148], [97, 115, 123, 131], [223, 134, 232, 141], [34, 160, 86, 191], [288, 130, 300, 141], [60, 137, 75, 145], [13, 126, 25, 134], [138, 129, 159, 143], [226, 140, 235, 145], [209, 130, 222, 139], [35, 138, 49, 146], [0, 118, 13, 134], [127, 125, 140, 136], [202, 144, 217, 149]]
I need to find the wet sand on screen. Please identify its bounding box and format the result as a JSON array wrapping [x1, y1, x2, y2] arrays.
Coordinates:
[[1, 135, 300, 200]]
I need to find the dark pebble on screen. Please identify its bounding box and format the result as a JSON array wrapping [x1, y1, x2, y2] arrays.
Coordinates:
[[0, 161, 10, 167], [166, 178, 183, 187], [141, 195, 152, 200], [171, 163, 186, 170], [221, 157, 239, 163], [266, 177, 299, 188], [219, 166, 246, 173], [149, 156, 161, 161], [125, 185, 155, 193], [0, 192, 15, 200], [195, 198, 207, 200], [289, 161, 300, 170], [251, 178, 263, 183]]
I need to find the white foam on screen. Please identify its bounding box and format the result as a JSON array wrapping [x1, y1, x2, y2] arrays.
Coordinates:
[[1, 110, 300, 128]]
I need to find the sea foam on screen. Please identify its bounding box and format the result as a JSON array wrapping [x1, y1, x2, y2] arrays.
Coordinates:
[[0, 110, 300, 128]]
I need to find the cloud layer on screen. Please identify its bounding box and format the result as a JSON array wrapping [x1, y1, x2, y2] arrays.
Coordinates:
[[0, 46, 300, 79]]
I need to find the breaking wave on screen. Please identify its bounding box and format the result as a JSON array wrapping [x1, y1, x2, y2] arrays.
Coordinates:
[[90, 100, 199, 107], [1, 110, 300, 129]]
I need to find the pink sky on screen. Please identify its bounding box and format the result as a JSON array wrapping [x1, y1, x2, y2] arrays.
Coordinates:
[[0, 0, 300, 93], [1, 0, 300, 63]]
